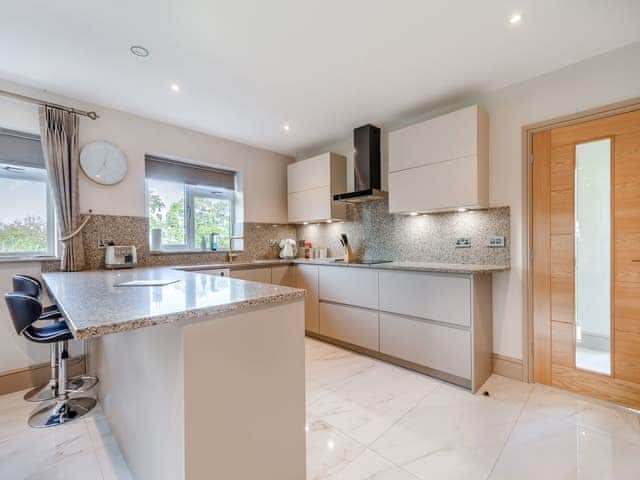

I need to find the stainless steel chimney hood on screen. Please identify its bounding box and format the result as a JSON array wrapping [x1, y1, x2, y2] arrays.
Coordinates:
[[333, 124, 387, 203]]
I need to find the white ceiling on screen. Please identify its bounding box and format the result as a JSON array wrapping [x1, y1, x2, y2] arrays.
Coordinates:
[[1, 0, 640, 156]]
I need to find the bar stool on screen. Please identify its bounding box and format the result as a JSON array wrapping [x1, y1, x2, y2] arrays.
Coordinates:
[[5, 293, 97, 427], [12, 274, 98, 402]]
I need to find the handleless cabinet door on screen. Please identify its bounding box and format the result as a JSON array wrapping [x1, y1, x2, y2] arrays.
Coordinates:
[[272, 266, 296, 287], [379, 271, 471, 327], [230, 267, 272, 283], [318, 266, 379, 309], [288, 187, 332, 223], [319, 302, 379, 351], [287, 154, 330, 193], [296, 265, 319, 333], [380, 312, 471, 379]]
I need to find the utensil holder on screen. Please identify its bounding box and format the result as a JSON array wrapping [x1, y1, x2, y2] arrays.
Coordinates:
[[343, 244, 355, 263]]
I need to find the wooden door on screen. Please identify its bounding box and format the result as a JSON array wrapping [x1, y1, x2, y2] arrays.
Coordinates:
[[532, 108, 640, 408]]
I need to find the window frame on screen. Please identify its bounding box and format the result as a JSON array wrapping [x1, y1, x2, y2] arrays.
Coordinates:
[[146, 178, 237, 252], [0, 164, 57, 258]]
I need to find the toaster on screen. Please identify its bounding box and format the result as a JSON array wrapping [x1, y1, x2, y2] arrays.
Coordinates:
[[105, 245, 137, 269]]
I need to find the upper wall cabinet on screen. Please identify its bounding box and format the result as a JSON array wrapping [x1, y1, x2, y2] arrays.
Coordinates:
[[288, 153, 347, 223], [388, 105, 489, 213]]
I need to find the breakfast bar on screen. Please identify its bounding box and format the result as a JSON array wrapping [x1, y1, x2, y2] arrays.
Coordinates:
[[42, 267, 307, 480]]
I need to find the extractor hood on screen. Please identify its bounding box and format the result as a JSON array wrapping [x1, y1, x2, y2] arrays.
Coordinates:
[[333, 124, 387, 203]]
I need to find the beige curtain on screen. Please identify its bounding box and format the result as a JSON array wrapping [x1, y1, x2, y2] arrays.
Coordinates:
[[39, 106, 85, 271]]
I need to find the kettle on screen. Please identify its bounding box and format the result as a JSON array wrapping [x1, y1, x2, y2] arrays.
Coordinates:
[[279, 238, 297, 259]]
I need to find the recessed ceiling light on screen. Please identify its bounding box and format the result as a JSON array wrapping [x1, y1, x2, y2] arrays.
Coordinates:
[[457, 208, 468, 212], [326, 220, 332, 223], [509, 13, 522, 25], [303, 222, 309, 225], [283, 123, 291, 132], [409, 212, 419, 216], [130, 45, 149, 57], [170, 83, 180, 93]]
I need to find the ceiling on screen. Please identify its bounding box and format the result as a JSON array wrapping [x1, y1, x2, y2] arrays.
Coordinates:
[[1, 1, 639, 156]]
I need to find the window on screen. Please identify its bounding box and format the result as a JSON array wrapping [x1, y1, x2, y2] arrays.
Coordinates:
[[145, 156, 237, 251], [0, 128, 56, 257]]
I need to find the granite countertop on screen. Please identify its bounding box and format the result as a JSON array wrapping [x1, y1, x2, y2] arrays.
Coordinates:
[[42, 267, 305, 340], [176, 258, 509, 274]]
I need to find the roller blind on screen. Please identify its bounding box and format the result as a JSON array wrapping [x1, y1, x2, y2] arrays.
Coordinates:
[[0, 128, 45, 169], [145, 155, 236, 190]]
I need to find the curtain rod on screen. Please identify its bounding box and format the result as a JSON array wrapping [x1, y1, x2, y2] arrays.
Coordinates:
[[0, 88, 99, 120]]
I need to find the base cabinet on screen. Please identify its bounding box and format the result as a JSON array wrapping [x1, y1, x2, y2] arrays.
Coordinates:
[[296, 265, 319, 333], [272, 266, 296, 287], [319, 302, 379, 351], [380, 313, 471, 380]]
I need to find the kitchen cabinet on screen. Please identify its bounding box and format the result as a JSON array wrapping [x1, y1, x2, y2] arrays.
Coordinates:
[[379, 271, 471, 327], [380, 312, 471, 379], [318, 266, 379, 310], [272, 265, 296, 287], [230, 267, 272, 283], [287, 152, 347, 223], [319, 302, 379, 351], [296, 264, 319, 333], [388, 104, 489, 213], [305, 263, 493, 392]]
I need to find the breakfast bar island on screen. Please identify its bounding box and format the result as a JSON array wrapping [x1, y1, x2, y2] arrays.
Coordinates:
[[42, 267, 307, 480]]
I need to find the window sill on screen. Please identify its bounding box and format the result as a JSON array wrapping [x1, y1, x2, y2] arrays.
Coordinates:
[[0, 256, 59, 264], [149, 249, 243, 256]]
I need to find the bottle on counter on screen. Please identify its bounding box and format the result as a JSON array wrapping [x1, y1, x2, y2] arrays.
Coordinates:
[[304, 241, 312, 259], [200, 236, 207, 251], [210, 232, 218, 251]]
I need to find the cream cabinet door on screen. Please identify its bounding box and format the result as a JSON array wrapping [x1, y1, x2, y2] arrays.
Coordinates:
[[318, 266, 379, 309], [379, 271, 471, 327], [272, 266, 296, 287], [287, 155, 330, 193], [288, 186, 332, 223], [380, 312, 471, 379], [230, 268, 272, 283], [319, 302, 379, 351], [296, 265, 319, 333]]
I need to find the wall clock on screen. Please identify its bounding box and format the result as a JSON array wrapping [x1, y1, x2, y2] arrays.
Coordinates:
[[80, 141, 128, 185]]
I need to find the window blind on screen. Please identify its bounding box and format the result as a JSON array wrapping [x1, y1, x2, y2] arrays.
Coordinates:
[[0, 128, 45, 169], [145, 155, 236, 190]]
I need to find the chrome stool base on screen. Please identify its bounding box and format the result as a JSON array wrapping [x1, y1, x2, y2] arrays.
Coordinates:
[[28, 397, 97, 428], [24, 375, 99, 402]]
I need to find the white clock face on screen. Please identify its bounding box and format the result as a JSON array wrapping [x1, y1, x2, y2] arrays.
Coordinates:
[[80, 141, 127, 185]]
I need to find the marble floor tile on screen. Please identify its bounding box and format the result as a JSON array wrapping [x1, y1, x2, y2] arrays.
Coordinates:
[[307, 416, 367, 480], [369, 380, 528, 480], [489, 410, 640, 480], [309, 361, 439, 445], [326, 448, 418, 480]]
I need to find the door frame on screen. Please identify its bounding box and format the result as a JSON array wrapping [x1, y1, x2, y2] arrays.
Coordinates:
[[522, 97, 640, 383]]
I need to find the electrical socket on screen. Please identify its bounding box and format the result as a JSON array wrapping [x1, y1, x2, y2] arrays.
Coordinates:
[[455, 238, 471, 249], [98, 239, 114, 248], [486, 236, 506, 248]]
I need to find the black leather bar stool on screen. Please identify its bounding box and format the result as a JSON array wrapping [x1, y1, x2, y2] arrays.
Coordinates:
[[5, 293, 97, 427], [12, 275, 98, 402]]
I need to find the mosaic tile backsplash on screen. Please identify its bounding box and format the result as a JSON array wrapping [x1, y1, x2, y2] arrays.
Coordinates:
[[296, 200, 510, 266], [79, 214, 297, 270]]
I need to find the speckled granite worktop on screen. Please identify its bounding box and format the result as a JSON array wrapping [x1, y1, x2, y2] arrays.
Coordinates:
[[42, 267, 305, 339], [178, 259, 509, 274]]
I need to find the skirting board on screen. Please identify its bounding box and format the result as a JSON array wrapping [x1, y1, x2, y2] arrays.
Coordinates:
[[0, 356, 85, 396], [492, 353, 524, 381]]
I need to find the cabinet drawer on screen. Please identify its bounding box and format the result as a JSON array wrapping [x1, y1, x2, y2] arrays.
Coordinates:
[[318, 266, 379, 309], [288, 186, 332, 223], [388, 155, 481, 213], [379, 271, 471, 327], [319, 302, 379, 351], [296, 265, 319, 333], [380, 312, 471, 379], [272, 266, 296, 287], [230, 268, 272, 283]]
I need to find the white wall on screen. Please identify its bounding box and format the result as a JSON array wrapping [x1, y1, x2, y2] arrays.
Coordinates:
[[298, 42, 640, 360], [0, 78, 293, 222], [0, 78, 293, 373]]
